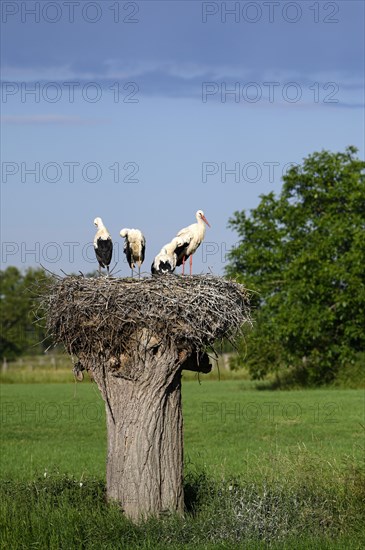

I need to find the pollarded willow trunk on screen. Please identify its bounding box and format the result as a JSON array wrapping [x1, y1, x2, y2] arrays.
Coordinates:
[[82, 331, 187, 520], [46, 275, 250, 523]]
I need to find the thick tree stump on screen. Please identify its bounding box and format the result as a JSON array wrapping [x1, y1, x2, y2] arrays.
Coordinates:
[[44, 275, 251, 521], [81, 336, 187, 520]]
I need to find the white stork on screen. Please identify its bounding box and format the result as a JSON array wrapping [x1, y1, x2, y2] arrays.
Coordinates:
[[120, 228, 146, 277], [93, 217, 113, 275], [175, 210, 211, 275], [151, 237, 186, 275]]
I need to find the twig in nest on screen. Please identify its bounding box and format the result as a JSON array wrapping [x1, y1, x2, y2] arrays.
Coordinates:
[[42, 274, 252, 365]]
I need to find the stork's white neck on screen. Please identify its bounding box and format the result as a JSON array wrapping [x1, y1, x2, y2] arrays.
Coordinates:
[[196, 218, 206, 240]]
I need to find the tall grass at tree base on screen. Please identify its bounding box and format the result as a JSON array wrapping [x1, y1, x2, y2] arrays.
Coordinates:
[[1, 462, 364, 549]]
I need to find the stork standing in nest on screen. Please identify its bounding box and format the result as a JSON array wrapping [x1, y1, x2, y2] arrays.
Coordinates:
[[175, 210, 211, 275], [93, 217, 113, 276], [151, 237, 186, 275], [120, 228, 146, 277]]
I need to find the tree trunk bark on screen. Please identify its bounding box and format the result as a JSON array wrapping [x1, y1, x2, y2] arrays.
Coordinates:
[[104, 372, 183, 519], [85, 332, 185, 521], [80, 329, 212, 522]]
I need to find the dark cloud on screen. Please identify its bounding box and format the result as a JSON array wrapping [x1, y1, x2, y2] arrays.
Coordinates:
[[2, 1, 363, 81]]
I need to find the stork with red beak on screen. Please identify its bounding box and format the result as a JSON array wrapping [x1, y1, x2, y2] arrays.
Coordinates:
[[175, 210, 211, 275]]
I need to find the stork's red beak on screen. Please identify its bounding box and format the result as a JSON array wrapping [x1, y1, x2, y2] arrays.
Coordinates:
[[202, 215, 211, 228]]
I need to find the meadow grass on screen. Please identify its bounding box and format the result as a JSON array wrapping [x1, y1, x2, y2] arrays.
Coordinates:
[[0, 354, 73, 384], [0, 354, 250, 384], [1, 470, 364, 549], [1, 381, 364, 480], [1, 380, 364, 548]]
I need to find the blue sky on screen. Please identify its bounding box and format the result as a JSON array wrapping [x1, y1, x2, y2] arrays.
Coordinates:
[[1, 0, 364, 275]]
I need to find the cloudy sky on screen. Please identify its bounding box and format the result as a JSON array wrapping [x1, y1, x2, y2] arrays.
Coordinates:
[[1, 0, 364, 275]]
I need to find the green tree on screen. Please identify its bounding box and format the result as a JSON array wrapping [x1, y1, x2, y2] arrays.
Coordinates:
[[0, 267, 50, 360], [226, 147, 365, 384]]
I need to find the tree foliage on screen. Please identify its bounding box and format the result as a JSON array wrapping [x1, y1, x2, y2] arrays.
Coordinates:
[[0, 267, 50, 360], [226, 147, 365, 384]]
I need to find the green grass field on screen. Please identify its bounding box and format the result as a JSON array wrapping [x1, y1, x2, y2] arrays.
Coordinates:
[[1, 379, 364, 548], [1, 381, 363, 480]]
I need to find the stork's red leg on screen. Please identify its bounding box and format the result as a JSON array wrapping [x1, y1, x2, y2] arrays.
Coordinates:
[[189, 254, 192, 275], [182, 256, 185, 275]]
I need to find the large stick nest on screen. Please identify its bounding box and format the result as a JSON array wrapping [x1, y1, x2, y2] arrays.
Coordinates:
[[44, 275, 251, 359]]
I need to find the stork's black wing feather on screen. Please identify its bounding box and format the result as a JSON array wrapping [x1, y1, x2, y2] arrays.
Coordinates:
[[175, 239, 191, 266], [160, 260, 174, 274], [95, 237, 113, 268], [141, 239, 146, 264], [124, 242, 133, 269], [151, 259, 174, 275]]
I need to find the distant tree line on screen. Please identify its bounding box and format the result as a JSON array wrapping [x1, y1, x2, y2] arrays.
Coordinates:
[[226, 147, 365, 385], [0, 267, 51, 360]]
